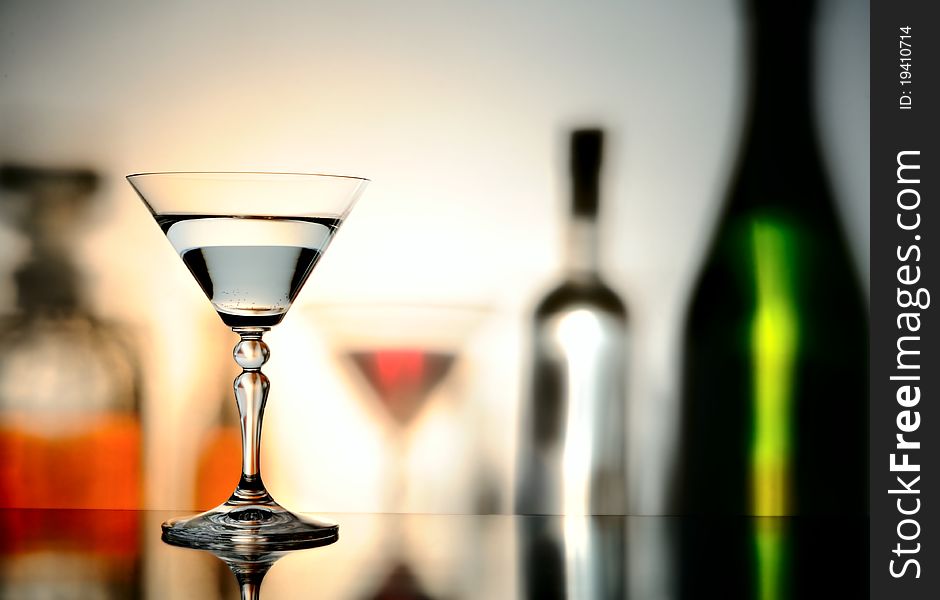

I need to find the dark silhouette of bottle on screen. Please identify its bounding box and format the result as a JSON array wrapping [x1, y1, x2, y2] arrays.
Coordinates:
[[676, 0, 867, 519], [515, 129, 627, 599], [516, 129, 628, 517], [675, 2, 868, 597]]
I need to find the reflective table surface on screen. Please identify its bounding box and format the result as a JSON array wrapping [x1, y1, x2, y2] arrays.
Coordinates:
[[0, 509, 867, 599]]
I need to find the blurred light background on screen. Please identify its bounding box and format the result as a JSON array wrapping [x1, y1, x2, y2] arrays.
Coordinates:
[[0, 0, 867, 517]]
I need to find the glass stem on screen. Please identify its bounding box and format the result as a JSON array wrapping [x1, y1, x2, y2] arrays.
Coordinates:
[[239, 579, 261, 600], [229, 327, 274, 505], [228, 563, 273, 600]]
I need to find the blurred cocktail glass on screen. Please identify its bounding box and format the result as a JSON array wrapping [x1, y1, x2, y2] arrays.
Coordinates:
[[308, 304, 486, 510]]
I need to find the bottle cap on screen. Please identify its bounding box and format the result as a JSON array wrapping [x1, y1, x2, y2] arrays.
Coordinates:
[[570, 129, 603, 216]]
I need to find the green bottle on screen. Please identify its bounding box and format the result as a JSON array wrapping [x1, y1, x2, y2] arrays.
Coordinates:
[[675, 0, 868, 519]]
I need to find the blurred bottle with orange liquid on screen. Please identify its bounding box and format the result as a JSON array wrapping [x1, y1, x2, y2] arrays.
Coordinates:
[[0, 165, 143, 510]]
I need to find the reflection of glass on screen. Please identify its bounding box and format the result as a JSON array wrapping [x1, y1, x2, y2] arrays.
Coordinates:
[[0, 165, 142, 510], [311, 304, 485, 510], [518, 515, 625, 600], [625, 517, 676, 600], [677, 516, 868, 600], [0, 509, 140, 598], [208, 546, 287, 600], [128, 171, 367, 549], [366, 560, 436, 600], [0, 510, 868, 599]]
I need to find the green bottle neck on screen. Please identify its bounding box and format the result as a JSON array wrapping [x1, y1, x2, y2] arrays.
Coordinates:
[[728, 3, 834, 219], [745, 9, 815, 138]]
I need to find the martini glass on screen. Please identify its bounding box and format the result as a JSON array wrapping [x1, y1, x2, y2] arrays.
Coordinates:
[[127, 171, 367, 550], [310, 304, 485, 510]]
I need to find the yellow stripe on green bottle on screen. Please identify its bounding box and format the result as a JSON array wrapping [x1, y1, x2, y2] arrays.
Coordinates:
[[749, 219, 798, 517]]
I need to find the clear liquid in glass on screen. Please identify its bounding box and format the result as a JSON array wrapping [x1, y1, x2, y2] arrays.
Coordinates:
[[157, 215, 340, 327]]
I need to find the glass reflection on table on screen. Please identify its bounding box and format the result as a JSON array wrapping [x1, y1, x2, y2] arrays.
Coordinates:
[[0, 510, 866, 599], [0, 509, 141, 598]]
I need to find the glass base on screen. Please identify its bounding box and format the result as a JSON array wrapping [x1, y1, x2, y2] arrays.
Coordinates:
[[162, 501, 338, 551]]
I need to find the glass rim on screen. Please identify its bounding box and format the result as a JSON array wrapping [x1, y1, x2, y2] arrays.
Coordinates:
[[125, 170, 370, 182]]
